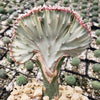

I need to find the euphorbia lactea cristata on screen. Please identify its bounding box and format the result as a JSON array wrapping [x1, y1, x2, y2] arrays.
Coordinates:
[[10, 5, 91, 99]]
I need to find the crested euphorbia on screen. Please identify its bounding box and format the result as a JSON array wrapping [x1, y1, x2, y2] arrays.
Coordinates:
[[10, 5, 91, 99]]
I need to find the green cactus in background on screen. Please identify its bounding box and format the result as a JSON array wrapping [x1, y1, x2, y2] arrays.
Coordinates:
[[73, 3, 77, 8], [25, 60, 34, 71], [0, 2, 4, 6], [53, 0, 58, 3], [81, 13, 85, 18], [93, 5, 98, 10], [63, 0, 69, 4], [95, 29, 100, 36], [83, 1, 87, 4], [10, 5, 91, 99], [50, 2, 55, 6], [83, 19, 88, 23], [92, 81, 100, 90], [0, 7, 6, 14], [96, 37, 100, 45], [38, 1, 44, 6], [7, 53, 14, 63], [12, 0, 16, 3], [13, 12, 18, 17], [74, 0, 79, 2], [92, 12, 98, 17], [0, 69, 8, 79], [72, 57, 80, 66], [1, 15, 7, 21], [7, 18, 13, 24], [81, 10, 87, 14], [16, 75, 27, 86], [65, 75, 76, 85], [92, 63, 100, 72], [8, 4, 12, 8], [8, 8, 15, 14], [93, 0, 98, 5], [94, 50, 100, 57], [29, 1, 34, 6], [3, 37, 10, 45], [92, 16, 97, 22], [82, 4, 87, 9]]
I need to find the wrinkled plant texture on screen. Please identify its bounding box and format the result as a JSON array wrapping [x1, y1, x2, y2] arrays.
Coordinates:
[[10, 5, 91, 100]]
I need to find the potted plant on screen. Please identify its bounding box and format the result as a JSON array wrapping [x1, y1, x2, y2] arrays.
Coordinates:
[[10, 5, 91, 100]]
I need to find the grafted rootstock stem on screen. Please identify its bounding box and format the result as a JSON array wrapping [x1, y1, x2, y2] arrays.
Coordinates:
[[37, 56, 65, 99]]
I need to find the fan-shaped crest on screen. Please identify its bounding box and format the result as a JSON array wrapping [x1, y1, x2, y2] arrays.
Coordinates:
[[10, 5, 91, 83]]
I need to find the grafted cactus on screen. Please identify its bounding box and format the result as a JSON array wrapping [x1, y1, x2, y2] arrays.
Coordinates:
[[10, 5, 91, 99]]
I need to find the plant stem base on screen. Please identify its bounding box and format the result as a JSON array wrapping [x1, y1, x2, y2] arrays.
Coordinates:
[[43, 79, 59, 100]]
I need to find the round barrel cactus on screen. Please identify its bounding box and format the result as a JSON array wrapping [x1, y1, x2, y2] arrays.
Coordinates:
[[10, 5, 91, 99]]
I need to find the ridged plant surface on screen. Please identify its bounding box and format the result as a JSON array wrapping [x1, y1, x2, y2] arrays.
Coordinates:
[[11, 6, 91, 82]]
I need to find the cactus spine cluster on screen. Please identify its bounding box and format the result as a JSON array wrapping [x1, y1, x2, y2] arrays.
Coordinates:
[[10, 5, 91, 99]]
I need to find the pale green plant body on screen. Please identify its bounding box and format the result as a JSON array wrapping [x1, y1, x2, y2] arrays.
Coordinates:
[[10, 5, 91, 99]]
